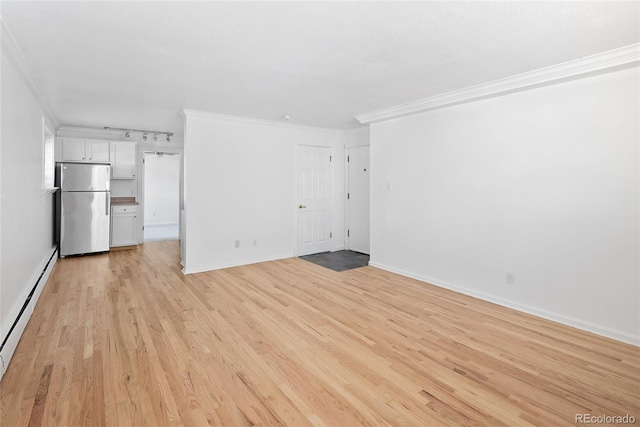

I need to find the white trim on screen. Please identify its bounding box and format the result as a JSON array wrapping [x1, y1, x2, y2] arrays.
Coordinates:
[[345, 137, 370, 149], [0, 20, 58, 127], [356, 43, 640, 124], [42, 121, 55, 188], [0, 248, 58, 381], [183, 253, 294, 275], [369, 261, 640, 347], [183, 109, 342, 134], [291, 143, 298, 256], [57, 126, 126, 138], [143, 222, 180, 227]]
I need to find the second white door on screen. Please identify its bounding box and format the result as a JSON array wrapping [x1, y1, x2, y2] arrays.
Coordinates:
[[297, 145, 332, 256], [347, 145, 370, 254]]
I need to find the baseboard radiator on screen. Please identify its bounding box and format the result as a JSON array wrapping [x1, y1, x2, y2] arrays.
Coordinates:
[[0, 248, 58, 382]]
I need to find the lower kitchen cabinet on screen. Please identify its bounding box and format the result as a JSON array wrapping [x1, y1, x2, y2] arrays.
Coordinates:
[[111, 205, 138, 247]]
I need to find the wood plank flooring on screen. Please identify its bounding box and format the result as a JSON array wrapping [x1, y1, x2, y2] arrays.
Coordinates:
[[1, 241, 638, 426]]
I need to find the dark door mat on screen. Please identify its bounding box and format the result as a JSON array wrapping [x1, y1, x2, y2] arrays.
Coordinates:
[[299, 250, 370, 272]]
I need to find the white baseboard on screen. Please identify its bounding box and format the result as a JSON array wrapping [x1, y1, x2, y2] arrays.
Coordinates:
[[183, 252, 294, 275], [144, 222, 179, 227], [369, 261, 640, 347], [0, 247, 58, 381]]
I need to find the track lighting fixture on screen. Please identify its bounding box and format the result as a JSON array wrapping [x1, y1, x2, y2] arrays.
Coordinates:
[[103, 127, 174, 143]]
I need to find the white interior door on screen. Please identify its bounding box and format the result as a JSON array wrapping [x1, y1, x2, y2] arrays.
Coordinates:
[[297, 145, 332, 256], [347, 145, 370, 254]]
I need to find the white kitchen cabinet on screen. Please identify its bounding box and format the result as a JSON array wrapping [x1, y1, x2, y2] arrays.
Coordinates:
[[111, 142, 136, 179], [87, 140, 110, 162], [61, 138, 110, 163], [61, 138, 85, 161], [111, 205, 138, 247]]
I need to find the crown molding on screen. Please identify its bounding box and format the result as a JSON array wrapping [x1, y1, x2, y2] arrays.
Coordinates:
[[182, 109, 342, 134], [56, 126, 126, 137], [356, 43, 640, 124], [1, 19, 59, 127]]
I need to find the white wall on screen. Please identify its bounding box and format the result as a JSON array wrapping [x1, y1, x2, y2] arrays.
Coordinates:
[[370, 67, 639, 345], [144, 153, 180, 225], [183, 111, 343, 273], [1, 49, 58, 370], [345, 126, 370, 148]]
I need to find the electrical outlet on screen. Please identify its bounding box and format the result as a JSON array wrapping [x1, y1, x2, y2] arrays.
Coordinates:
[[234, 240, 240, 248], [506, 272, 515, 285], [386, 182, 392, 191], [253, 239, 258, 247]]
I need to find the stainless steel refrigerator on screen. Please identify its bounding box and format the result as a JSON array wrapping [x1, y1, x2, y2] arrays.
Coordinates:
[[56, 163, 111, 257]]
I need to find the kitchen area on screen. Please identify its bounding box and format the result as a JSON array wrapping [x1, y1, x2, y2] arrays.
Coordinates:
[[54, 127, 183, 257]]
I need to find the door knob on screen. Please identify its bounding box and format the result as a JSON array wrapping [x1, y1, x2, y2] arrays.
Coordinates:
[[299, 204, 307, 209]]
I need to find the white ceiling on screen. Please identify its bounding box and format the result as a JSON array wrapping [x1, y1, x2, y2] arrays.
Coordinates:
[[2, 1, 638, 133]]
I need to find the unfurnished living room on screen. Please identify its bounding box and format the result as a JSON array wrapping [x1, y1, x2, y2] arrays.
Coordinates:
[[1, 1, 639, 426]]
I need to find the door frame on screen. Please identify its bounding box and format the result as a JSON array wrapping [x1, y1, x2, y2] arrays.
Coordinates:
[[293, 143, 335, 256], [345, 144, 370, 253], [136, 145, 184, 248]]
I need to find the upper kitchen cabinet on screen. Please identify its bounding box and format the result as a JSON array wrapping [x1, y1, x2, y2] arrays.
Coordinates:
[[111, 142, 136, 179], [61, 138, 84, 161], [88, 140, 110, 162], [60, 138, 110, 163]]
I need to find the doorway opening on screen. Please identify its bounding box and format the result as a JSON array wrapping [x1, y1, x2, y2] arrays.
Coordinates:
[[142, 151, 181, 242]]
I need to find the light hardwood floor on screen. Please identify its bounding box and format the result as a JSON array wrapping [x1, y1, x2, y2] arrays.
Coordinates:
[[1, 241, 638, 426]]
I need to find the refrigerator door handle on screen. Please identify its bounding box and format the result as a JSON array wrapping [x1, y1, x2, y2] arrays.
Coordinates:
[[106, 194, 110, 216]]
